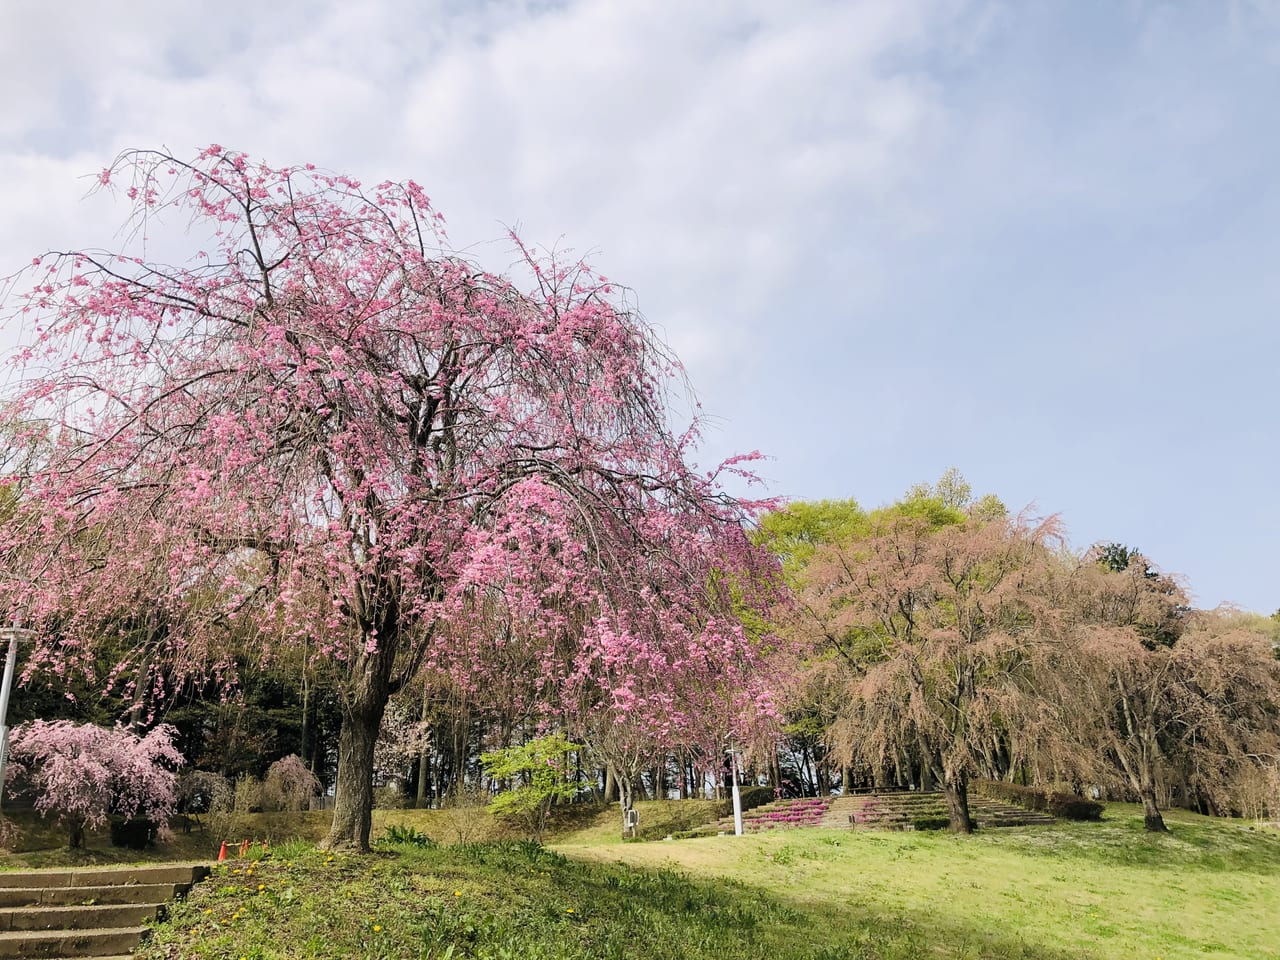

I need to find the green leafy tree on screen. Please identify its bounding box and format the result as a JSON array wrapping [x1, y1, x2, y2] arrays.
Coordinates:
[[480, 734, 582, 842], [757, 472, 1007, 804], [753, 499, 868, 576]]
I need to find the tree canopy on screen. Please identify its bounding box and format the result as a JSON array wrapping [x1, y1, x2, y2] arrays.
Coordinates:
[[0, 146, 778, 849]]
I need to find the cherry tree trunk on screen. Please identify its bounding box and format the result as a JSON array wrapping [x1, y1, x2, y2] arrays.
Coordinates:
[[1140, 774, 1168, 832], [326, 707, 386, 850], [943, 772, 974, 834], [619, 775, 637, 839], [415, 686, 431, 808], [324, 630, 398, 851], [415, 747, 431, 809]]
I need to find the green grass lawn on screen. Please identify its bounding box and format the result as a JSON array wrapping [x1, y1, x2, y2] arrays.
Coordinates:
[[559, 804, 1280, 960], [7, 801, 1278, 959]]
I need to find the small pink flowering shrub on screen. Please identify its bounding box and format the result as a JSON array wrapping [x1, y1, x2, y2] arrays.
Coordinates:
[[734, 796, 834, 832], [853, 797, 887, 825], [7, 720, 182, 849], [263, 754, 320, 812]]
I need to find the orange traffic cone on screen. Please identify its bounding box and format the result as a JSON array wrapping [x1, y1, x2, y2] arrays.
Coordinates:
[[261, 839, 269, 853], [240, 839, 250, 857], [217, 841, 228, 862]]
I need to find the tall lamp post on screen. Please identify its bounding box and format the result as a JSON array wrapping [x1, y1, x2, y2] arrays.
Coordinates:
[[727, 740, 743, 837], [0, 619, 31, 817]]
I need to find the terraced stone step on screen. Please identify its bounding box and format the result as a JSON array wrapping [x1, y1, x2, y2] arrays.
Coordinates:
[[0, 865, 206, 890], [0, 883, 181, 908], [0, 902, 162, 931], [0, 863, 209, 958], [820, 796, 862, 828], [846, 792, 1057, 829], [0, 925, 148, 958], [712, 796, 834, 832]]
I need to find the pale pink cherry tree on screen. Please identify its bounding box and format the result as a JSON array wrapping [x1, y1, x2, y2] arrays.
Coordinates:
[[1037, 560, 1280, 832], [6, 721, 182, 849], [409, 516, 787, 834], [558, 608, 784, 835], [796, 513, 1061, 833], [0, 147, 774, 850]]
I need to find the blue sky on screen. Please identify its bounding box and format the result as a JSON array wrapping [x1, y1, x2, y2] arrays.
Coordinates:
[[0, 0, 1275, 611]]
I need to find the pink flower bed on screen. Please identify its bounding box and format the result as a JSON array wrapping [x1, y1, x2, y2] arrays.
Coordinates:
[[736, 796, 835, 830]]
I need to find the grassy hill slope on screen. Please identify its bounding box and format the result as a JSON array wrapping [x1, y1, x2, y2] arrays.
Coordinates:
[[121, 803, 1280, 960]]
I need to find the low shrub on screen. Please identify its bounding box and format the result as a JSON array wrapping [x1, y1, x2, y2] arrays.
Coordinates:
[[110, 817, 158, 849], [373, 784, 407, 809], [974, 780, 1103, 821], [1047, 795, 1104, 821], [0, 816, 20, 851], [437, 786, 501, 844], [911, 817, 950, 831], [233, 775, 264, 814], [738, 786, 775, 813], [379, 824, 435, 848]]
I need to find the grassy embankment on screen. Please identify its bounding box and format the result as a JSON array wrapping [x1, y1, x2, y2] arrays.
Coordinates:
[[5, 802, 1278, 959]]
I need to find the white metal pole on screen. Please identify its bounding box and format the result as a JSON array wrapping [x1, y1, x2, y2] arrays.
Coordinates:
[[0, 620, 23, 817], [730, 746, 743, 837]]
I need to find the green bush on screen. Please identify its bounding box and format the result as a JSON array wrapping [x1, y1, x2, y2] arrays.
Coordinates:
[[974, 780, 1103, 821], [737, 786, 776, 813], [109, 817, 157, 849], [1047, 794, 1104, 821], [378, 824, 435, 848], [911, 817, 950, 831], [481, 734, 582, 841]]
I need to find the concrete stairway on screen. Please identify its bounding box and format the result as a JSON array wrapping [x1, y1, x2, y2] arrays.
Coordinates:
[[712, 796, 835, 833], [0, 863, 209, 958], [820, 795, 862, 828], [839, 791, 1056, 830]]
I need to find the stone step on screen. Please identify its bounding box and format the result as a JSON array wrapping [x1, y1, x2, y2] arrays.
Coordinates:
[[0, 902, 162, 931], [0, 926, 148, 958], [0, 864, 208, 958], [837, 792, 1058, 830], [0, 865, 207, 890], [0, 883, 182, 908]]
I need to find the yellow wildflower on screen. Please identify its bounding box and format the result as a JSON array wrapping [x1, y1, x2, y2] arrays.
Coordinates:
[[373, 924, 383, 932]]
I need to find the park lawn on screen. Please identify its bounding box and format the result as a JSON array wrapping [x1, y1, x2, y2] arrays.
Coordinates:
[[0, 798, 723, 869], [558, 803, 1280, 960], [139, 838, 861, 960], [12, 800, 1280, 959], [0, 806, 502, 870]]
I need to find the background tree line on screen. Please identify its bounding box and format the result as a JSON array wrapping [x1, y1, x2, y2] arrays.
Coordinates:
[[0, 149, 1274, 845], [10, 468, 1277, 840]]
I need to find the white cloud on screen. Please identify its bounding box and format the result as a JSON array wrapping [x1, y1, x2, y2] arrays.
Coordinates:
[[6, 1, 1273, 610], [1, 0, 961, 387]]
